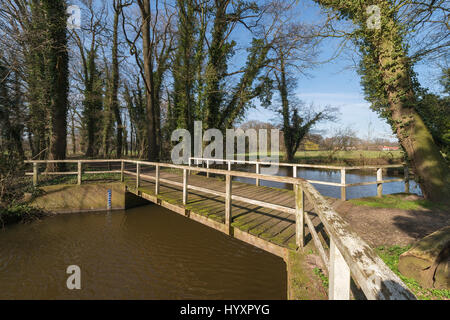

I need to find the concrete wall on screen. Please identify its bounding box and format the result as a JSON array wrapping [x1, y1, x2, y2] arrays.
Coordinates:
[[31, 183, 148, 214]]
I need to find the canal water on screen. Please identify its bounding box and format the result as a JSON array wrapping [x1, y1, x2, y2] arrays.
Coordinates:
[[234, 166, 422, 199], [0, 205, 287, 300]]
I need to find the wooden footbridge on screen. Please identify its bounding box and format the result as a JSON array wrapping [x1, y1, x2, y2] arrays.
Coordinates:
[[25, 158, 416, 300]]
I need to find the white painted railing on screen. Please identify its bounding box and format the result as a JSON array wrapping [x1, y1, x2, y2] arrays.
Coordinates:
[[24, 159, 416, 300], [189, 157, 411, 201]]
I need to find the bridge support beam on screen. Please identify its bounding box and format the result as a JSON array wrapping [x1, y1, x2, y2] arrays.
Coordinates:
[[377, 168, 383, 198], [294, 184, 305, 248], [120, 161, 124, 182], [183, 169, 188, 205], [340, 169, 346, 201], [33, 163, 39, 187], [136, 163, 141, 190], [404, 166, 410, 193], [256, 163, 260, 186], [225, 174, 232, 235], [155, 165, 160, 195], [329, 238, 351, 300], [77, 161, 82, 185]]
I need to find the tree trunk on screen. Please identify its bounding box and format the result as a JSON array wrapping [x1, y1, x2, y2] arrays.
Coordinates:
[[111, 2, 123, 159], [315, 0, 450, 202], [376, 20, 450, 202], [43, 0, 69, 171], [140, 0, 159, 161]]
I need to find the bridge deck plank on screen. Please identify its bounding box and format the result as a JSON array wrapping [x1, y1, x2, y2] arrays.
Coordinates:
[[124, 170, 327, 250]]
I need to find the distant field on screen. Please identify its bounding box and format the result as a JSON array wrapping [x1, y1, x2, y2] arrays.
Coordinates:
[[237, 150, 405, 165], [293, 150, 404, 160]]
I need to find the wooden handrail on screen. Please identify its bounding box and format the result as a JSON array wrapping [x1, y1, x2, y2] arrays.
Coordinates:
[[189, 157, 406, 170], [24, 159, 416, 300], [189, 157, 412, 200]]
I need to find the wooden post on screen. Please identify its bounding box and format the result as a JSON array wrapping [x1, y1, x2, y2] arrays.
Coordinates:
[[256, 163, 260, 186], [404, 166, 410, 194], [225, 174, 232, 235], [77, 161, 82, 185], [377, 168, 383, 197], [33, 162, 39, 187], [294, 184, 305, 248], [207, 160, 210, 178], [228, 161, 231, 171], [293, 166, 297, 178], [183, 168, 188, 205], [155, 165, 160, 196], [120, 161, 124, 182], [329, 238, 351, 300], [188, 158, 191, 176], [136, 163, 140, 190], [341, 169, 347, 201]]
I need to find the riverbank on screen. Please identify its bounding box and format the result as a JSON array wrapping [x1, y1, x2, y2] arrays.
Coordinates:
[[331, 194, 449, 247], [239, 150, 405, 166], [330, 194, 449, 300], [0, 173, 142, 227], [0, 204, 45, 227], [4, 175, 446, 300]]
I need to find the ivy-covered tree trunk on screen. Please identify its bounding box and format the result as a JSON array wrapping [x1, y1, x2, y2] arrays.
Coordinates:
[[140, 0, 159, 161], [172, 0, 196, 134], [316, 0, 450, 202], [205, 0, 228, 129], [26, 0, 48, 159], [42, 0, 69, 171], [278, 60, 295, 163], [111, 1, 123, 159]]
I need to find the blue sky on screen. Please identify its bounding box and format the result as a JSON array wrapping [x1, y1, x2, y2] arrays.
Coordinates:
[[241, 1, 445, 141]]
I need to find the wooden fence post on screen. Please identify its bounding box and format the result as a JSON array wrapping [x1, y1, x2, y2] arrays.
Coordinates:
[[228, 161, 231, 171], [377, 168, 383, 197], [136, 163, 140, 190], [293, 166, 298, 178], [295, 184, 305, 248], [155, 165, 160, 196], [207, 160, 210, 178], [256, 163, 260, 186], [120, 161, 124, 182], [33, 162, 39, 187], [183, 168, 188, 205], [225, 174, 232, 235], [341, 169, 347, 201], [329, 238, 351, 300], [77, 161, 82, 185], [404, 166, 410, 194]]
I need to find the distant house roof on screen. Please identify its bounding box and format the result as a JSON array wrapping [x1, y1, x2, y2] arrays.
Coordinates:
[[381, 146, 400, 151]]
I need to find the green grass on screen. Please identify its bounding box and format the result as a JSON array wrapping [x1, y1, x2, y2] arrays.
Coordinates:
[[237, 150, 404, 165], [376, 245, 450, 300], [313, 267, 329, 289], [350, 194, 447, 211], [0, 204, 45, 227], [294, 150, 403, 160], [37, 173, 121, 187]]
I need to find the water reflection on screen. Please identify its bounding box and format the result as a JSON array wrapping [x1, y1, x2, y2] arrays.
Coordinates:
[[234, 166, 422, 200], [0, 206, 286, 300]]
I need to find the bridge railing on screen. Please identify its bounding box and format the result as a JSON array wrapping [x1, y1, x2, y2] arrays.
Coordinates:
[[189, 157, 411, 201], [24, 159, 416, 300]]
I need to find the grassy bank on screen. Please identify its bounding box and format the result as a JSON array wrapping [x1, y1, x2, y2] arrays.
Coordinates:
[[349, 194, 448, 211], [376, 246, 450, 300], [239, 150, 404, 165], [36, 172, 121, 187], [0, 204, 45, 227]]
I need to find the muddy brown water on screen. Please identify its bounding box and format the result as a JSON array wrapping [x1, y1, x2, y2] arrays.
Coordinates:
[[0, 205, 287, 300]]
